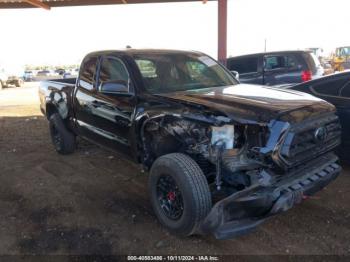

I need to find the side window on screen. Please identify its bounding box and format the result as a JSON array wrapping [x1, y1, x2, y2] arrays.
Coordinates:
[[285, 55, 298, 68], [265, 56, 285, 70], [79, 56, 98, 90], [228, 57, 258, 74], [312, 78, 349, 96], [98, 57, 131, 93], [340, 81, 350, 98], [265, 55, 299, 70]]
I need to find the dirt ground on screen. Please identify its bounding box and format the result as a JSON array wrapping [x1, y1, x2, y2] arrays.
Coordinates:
[[0, 83, 349, 256]]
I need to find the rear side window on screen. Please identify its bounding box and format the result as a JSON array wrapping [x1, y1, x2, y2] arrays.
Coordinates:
[[228, 57, 258, 74], [285, 56, 298, 68], [264, 55, 298, 70], [302, 52, 317, 74], [310, 53, 321, 67], [79, 56, 98, 90]]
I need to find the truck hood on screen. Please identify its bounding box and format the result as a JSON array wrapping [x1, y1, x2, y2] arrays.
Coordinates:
[[156, 84, 335, 124]]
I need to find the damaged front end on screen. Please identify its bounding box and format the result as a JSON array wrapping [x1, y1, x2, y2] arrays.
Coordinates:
[[140, 111, 267, 191], [139, 109, 342, 239]]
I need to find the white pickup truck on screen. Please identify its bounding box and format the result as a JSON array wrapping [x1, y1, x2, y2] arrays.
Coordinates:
[[0, 68, 8, 90], [0, 67, 24, 89]]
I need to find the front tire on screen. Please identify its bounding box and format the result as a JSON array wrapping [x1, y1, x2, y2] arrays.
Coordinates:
[[49, 113, 76, 154], [149, 153, 212, 236]]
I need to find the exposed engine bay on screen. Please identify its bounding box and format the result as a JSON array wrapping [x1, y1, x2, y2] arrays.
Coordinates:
[[140, 113, 271, 202]]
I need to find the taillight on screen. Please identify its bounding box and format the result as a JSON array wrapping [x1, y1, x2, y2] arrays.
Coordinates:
[[301, 70, 312, 82]]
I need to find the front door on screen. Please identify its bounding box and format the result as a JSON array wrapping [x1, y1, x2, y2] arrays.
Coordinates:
[[74, 55, 135, 156], [74, 55, 100, 139], [89, 55, 135, 155]]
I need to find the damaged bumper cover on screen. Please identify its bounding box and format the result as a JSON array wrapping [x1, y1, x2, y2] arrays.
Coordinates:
[[198, 153, 341, 239]]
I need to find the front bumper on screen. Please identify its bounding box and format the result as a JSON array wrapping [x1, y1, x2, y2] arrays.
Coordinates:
[[199, 153, 341, 239]]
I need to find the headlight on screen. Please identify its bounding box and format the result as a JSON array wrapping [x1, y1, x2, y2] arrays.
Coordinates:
[[211, 125, 234, 149]]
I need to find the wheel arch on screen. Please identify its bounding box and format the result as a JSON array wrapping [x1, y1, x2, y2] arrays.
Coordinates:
[[135, 112, 185, 169], [46, 103, 59, 120]]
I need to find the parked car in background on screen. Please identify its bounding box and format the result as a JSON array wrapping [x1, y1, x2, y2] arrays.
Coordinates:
[[37, 70, 51, 77], [6, 76, 23, 87], [39, 49, 341, 239], [289, 71, 350, 163], [24, 70, 34, 81], [0, 66, 24, 88], [227, 50, 324, 86], [0, 68, 8, 90], [55, 68, 66, 76], [63, 71, 72, 79], [72, 68, 79, 76]]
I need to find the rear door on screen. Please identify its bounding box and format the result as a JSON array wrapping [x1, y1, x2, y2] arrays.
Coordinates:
[[227, 56, 263, 84], [263, 54, 302, 85]]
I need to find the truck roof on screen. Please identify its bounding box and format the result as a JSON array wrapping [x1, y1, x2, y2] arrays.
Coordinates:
[[85, 49, 204, 57], [227, 50, 312, 60]]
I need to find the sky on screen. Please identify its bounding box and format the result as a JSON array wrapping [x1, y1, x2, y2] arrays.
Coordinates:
[[0, 0, 349, 73]]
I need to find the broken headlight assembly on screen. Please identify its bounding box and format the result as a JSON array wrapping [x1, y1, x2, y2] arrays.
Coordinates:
[[211, 125, 235, 149]]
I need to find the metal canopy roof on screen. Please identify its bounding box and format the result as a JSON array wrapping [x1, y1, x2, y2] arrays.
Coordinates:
[[0, 0, 226, 64], [0, 0, 212, 10]]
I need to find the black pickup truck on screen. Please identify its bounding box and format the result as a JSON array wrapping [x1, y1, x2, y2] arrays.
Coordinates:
[[227, 50, 324, 86], [39, 49, 342, 239]]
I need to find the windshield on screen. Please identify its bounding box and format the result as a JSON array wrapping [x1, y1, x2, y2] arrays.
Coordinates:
[[133, 53, 237, 94]]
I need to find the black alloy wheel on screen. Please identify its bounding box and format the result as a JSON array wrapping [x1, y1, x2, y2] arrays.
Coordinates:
[[156, 174, 184, 220]]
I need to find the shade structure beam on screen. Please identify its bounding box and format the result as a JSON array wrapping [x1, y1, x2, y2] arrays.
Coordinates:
[[218, 0, 227, 65], [23, 0, 50, 10]]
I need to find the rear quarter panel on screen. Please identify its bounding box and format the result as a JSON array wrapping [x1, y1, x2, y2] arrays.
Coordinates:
[[39, 79, 76, 119]]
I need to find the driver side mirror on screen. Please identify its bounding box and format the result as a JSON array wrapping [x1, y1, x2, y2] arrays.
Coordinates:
[[230, 70, 239, 80], [100, 80, 129, 93]]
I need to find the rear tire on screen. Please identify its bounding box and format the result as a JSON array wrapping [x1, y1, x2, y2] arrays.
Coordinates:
[[49, 113, 75, 154], [15, 79, 23, 87], [149, 153, 212, 236]]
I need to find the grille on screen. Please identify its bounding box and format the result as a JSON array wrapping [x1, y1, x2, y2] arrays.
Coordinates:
[[279, 114, 341, 168]]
